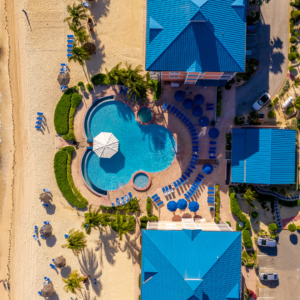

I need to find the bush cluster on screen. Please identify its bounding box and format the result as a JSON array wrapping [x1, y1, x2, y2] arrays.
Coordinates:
[[229, 191, 252, 248], [268, 110, 276, 119], [224, 78, 235, 91], [288, 52, 297, 62], [290, 20, 295, 34], [91, 73, 107, 86], [99, 197, 141, 213], [54, 89, 73, 135], [291, 10, 300, 22], [290, 36, 298, 44], [295, 96, 300, 111], [215, 184, 220, 223], [268, 223, 277, 232], [286, 105, 294, 115], [216, 86, 222, 117], [140, 215, 158, 229], [62, 93, 82, 141], [54, 146, 88, 208]]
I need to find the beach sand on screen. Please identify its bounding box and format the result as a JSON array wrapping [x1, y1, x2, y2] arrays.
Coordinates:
[[1, 0, 144, 298]]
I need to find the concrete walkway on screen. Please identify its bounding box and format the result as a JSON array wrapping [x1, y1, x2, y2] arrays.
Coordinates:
[[236, 0, 289, 116]]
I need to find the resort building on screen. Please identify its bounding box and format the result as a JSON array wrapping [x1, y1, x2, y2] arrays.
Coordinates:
[[146, 0, 247, 86], [141, 229, 242, 300], [231, 128, 296, 185]]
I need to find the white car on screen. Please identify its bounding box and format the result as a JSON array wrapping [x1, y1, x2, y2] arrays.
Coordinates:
[[257, 237, 276, 247], [252, 93, 271, 110], [259, 273, 278, 281]]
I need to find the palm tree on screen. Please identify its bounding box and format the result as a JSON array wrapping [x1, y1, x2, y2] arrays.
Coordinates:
[[64, 3, 87, 26], [68, 45, 91, 65], [105, 62, 126, 85], [146, 72, 156, 92], [125, 197, 141, 215], [62, 229, 87, 255], [243, 188, 258, 207], [62, 270, 85, 294], [82, 205, 110, 234], [110, 212, 135, 241], [75, 29, 89, 44], [127, 81, 147, 102], [68, 22, 85, 33]]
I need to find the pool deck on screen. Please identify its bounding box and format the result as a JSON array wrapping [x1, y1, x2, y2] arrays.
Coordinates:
[[66, 82, 237, 226]]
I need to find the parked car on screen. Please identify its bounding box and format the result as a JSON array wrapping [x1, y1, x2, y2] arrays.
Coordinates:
[[257, 237, 276, 247], [252, 93, 271, 110], [247, 25, 257, 34], [259, 273, 278, 281]]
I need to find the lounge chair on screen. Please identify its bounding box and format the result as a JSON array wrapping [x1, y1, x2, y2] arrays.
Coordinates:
[[182, 175, 188, 181], [61, 63, 68, 66], [35, 225, 38, 231], [177, 180, 182, 187], [207, 200, 215, 204], [162, 102, 167, 110], [210, 156, 217, 159], [43, 188, 50, 192], [206, 103, 214, 106], [165, 186, 171, 195], [119, 86, 123, 93], [44, 221, 50, 225], [182, 116, 187, 122], [123, 87, 128, 95], [83, 2, 90, 7], [42, 203, 49, 207], [196, 178, 203, 183], [195, 181, 201, 186], [173, 108, 179, 114], [208, 191, 215, 195], [41, 235, 47, 239], [151, 194, 158, 199], [187, 168, 194, 173], [64, 234, 69, 238], [190, 189, 196, 195], [170, 106, 176, 113], [166, 104, 171, 111], [210, 141, 217, 145], [121, 197, 125, 204], [209, 151, 216, 154], [189, 164, 196, 170], [185, 172, 191, 178], [191, 133, 198, 137], [187, 191, 193, 197], [116, 198, 120, 205], [192, 141, 199, 145], [209, 147, 217, 150], [67, 54, 73, 57], [37, 112, 44, 116], [67, 34, 74, 38], [169, 185, 174, 193], [197, 174, 204, 179], [207, 107, 214, 111], [67, 45, 73, 48], [176, 110, 181, 116], [162, 187, 168, 196], [36, 121, 42, 125], [35, 125, 41, 129], [38, 291, 43, 296], [174, 181, 179, 189], [129, 192, 133, 199], [190, 161, 197, 166], [125, 195, 130, 202], [192, 136, 199, 141], [111, 203, 115, 207], [37, 117, 43, 121], [190, 129, 197, 133], [207, 197, 215, 200], [157, 201, 163, 207], [67, 39, 74, 43], [179, 178, 185, 184]]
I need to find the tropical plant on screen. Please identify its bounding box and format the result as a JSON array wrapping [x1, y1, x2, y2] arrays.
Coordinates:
[[62, 229, 87, 255], [64, 3, 87, 26], [125, 197, 141, 214], [82, 205, 110, 234], [86, 83, 94, 92], [291, 10, 300, 22], [68, 22, 85, 34], [268, 223, 278, 239], [75, 29, 89, 44], [295, 96, 300, 111], [110, 211, 135, 240], [62, 270, 85, 294], [69, 45, 91, 65], [289, 66, 295, 72], [287, 105, 294, 115], [294, 77, 300, 88], [243, 187, 258, 207], [268, 110, 276, 118], [248, 111, 260, 125]]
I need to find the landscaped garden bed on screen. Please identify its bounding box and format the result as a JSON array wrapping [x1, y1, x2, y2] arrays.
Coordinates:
[[236, 58, 259, 85]]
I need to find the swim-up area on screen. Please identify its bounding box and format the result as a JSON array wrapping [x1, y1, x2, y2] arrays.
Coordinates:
[[82, 99, 177, 192]]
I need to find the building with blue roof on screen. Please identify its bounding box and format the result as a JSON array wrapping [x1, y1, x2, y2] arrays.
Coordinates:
[[146, 0, 247, 85], [231, 128, 296, 185], [141, 229, 242, 300]]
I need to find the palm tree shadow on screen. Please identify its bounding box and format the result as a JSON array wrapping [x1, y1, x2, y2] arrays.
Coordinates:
[[118, 233, 138, 264], [81, 289, 97, 300]]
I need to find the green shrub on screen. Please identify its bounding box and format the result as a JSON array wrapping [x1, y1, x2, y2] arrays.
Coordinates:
[[225, 82, 232, 90], [91, 73, 107, 86], [73, 86, 79, 92], [139, 296, 141, 300], [278, 199, 300, 207], [236, 222, 243, 231], [216, 87, 222, 117], [247, 11, 260, 23], [268, 102, 274, 108], [225, 221, 231, 227], [295, 96, 300, 110], [291, 10, 300, 22], [146, 197, 152, 217], [86, 83, 94, 92], [151, 80, 161, 101], [139, 273, 141, 289], [297, 225, 300, 231], [287, 105, 294, 115], [215, 184, 220, 223], [78, 81, 84, 86], [54, 147, 88, 208], [288, 223, 297, 232], [251, 211, 259, 219], [54, 89, 73, 135], [268, 110, 276, 118], [273, 97, 279, 104], [288, 52, 297, 61], [290, 20, 295, 33], [268, 223, 277, 232], [290, 46, 295, 53], [140, 215, 158, 229], [290, 66, 295, 72], [229, 185, 238, 195], [230, 193, 252, 248], [139, 251, 142, 267], [62, 93, 82, 141], [290, 36, 298, 44], [100, 197, 141, 213]]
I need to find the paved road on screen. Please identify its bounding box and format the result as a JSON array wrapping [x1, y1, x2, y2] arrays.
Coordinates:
[[236, 0, 289, 116], [257, 231, 300, 300]]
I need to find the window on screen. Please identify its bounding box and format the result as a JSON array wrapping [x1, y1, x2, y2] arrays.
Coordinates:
[[169, 72, 180, 74], [170, 76, 179, 78]]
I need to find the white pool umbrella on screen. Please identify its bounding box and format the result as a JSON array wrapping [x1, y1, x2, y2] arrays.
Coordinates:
[[93, 132, 119, 158]]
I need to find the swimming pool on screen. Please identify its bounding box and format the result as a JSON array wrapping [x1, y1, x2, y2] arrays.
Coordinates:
[[137, 107, 153, 124], [83, 100, 177, 192], [133, 172, 150, 189]]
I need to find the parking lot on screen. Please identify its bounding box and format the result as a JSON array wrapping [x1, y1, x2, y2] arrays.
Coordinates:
[[257, 230, 300, 300]]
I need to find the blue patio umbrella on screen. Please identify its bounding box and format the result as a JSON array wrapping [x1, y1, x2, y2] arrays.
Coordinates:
[[177, 199, 187, 210], [183, 98, 194, 109], [198, 116, 209, 127], [194, 94, 205, 106], [202, 163, 213, 175], [167, 201, 177, 212], [192, 106, 203, 117], [208, 127, 219, 139], [174, 90, 186, 102], [188, 201, 199, 212]]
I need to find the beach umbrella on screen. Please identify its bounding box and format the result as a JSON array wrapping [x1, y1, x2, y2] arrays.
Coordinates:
[[39, 193, 51, 204], [93, 132, 119, 158], [57, 73, 70, 85], [192, 106, 203, 117], [208, 127, 219, 139], [198, 116, 209, 127], [41, 282, 55, 297], [188, 201, 199, 212], [177, 199, 187, 210], [83, 42, 96, 56], [183, 98, 194, 109], [40, 224, 53, 238], [174, 90, 186, 102], [202, 163, 213, 175], [194, 94, 205, 106], [53, 256, 66, 268], [167, 201, 177, 212]]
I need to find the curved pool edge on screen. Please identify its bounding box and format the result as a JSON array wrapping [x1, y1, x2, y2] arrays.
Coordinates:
[[131, 171, 152, 191], [135, 106, 155, 125]]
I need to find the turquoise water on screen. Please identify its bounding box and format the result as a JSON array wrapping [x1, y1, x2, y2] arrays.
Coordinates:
[[133, 173, 150, 189], [137, 107, 153, 123], [84, 101, 177, 191]]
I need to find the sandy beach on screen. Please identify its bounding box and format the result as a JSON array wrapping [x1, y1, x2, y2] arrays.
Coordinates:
[[0, 0, 144, 298]]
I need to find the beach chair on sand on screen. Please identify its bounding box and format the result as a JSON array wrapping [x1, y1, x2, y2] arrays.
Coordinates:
[[177, 180, 182, 187], [162, 187, 167, 196], [83, 2, 90, 7], [43, 189, 50, 192], [184, 193, 190, 200], [37, 112, 44, 116], [67, 54, 73, 57], [173, 181, 179, 189], [187, 191, 193, 198], [36, 121, 42, 125], [125, 195, 130, 202], [208, 191, 215, 195], [162, 102, 167, 110], [67, 39, 74, 43], [37, 117, 43, 121], [35, 126, 41, 129], [67, 34, 74, 38], [61, 63, 68, 66], [128, 192, 133, 199]]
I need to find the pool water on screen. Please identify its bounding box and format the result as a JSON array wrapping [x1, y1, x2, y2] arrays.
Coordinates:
[[133, 173, 150, 189], [84, 101, 177, 191], [137, 107, 153, 123]]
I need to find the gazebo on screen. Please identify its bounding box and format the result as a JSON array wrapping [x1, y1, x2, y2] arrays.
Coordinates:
[[41, 282, 55, 297], [53, 256, 66, 268], [57, 73, 70, 85], [83, 42, 96, 55], [40, 224, 53, 238], [39, 193, 51, 204]]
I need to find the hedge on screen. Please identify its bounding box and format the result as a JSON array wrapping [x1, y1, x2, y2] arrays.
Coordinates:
[[216, 87, 222, 117], [140, 215, 158, 229], [139, 273, 141, 289], [288, 52, 297, 61], [151, 80, 161, 101], [100, 197, 141, 213], [62, 93, 82, 141], [215, 184, 220, 223], [290, 36, 298, 44], [54, 89, 73, 135], [139, 251, 142, 267], [91, 73, 107, 86], [54, 146, 88, 208], [146, 197, 151, 216], [230, 192, 252, 248]]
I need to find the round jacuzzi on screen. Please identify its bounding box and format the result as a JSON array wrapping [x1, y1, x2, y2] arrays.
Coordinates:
[[136, 106, 155, 124], [132, 172, 151, 191]]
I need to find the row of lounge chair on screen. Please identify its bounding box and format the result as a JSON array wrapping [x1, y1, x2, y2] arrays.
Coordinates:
[[67, 35, 74, 57], [206, 103, 214, 111], [35, 112, 44, 130], [151, 194, 163, 207], [209, 143, 217, 159], [184, 174, 205, 200], [111, 192, 133, 207], [207, 186, 215, 204]]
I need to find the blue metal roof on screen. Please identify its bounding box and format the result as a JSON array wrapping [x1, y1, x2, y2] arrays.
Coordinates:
[[141, 230, 241, 300], [146, 0, 247, 72], [231, 129, 296, 185]]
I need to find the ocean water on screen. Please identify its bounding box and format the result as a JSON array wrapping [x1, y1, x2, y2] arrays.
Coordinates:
[[84, 101, 177, 191]]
